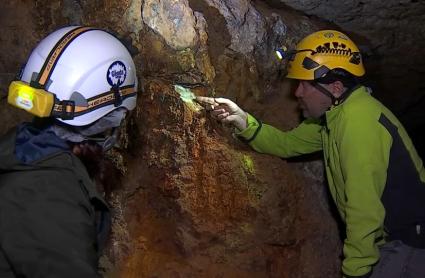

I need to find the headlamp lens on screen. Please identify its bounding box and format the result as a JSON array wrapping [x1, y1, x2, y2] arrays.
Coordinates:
[[18, 89, 35, 102], [275, 50, 284, 60], [275, 46, 288, 61]]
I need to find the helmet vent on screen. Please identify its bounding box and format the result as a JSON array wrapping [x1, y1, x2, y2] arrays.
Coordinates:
[[302, 57, 320, 70], [349, 53, 362, 65], [316, 44, 353, 56]]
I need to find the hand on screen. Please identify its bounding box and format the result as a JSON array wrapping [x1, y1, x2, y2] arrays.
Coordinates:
[[196, 96, 248, 130]]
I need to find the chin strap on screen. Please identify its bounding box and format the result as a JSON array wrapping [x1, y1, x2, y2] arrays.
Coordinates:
[[82, 127, 120, 151], [310, 82, 361, 106]]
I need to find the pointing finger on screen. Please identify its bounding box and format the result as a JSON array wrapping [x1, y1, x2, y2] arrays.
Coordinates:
[[196, 96, 217, 105]]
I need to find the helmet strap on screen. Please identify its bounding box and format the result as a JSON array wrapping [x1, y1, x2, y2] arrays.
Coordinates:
[[112, 86, 123, 107], [311, 81, 361, 106], [86, 127, 120, 151], [310, 81, 338, 106], [32, 27, 97, 90]]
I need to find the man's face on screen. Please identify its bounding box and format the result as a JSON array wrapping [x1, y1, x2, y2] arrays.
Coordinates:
[[294, 81, 332, 119]]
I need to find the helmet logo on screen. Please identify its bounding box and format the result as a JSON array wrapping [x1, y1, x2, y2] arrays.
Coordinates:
[[107, 61, 127, 87], [323, 32, 334, 38]]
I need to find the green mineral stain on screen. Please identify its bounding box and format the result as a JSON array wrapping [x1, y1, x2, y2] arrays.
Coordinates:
[[174, 85, 201, 112], [174, 85, 196, 103], [240, 154, 265, 202], [242, 154, 255, 175]]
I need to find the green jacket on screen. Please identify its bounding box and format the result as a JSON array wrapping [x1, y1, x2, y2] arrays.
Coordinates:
[[237, 86, 425, 277]]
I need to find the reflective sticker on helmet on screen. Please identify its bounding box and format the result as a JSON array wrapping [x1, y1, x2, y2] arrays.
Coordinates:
[[107, 61, 127, 87]]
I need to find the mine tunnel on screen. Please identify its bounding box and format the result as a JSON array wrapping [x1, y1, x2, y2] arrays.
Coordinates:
[[1, 1, 425, 277]]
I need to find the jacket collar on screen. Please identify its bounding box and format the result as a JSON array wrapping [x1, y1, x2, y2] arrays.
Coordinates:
[[14, 122, 70, 165], [324, 85, 368, 129]]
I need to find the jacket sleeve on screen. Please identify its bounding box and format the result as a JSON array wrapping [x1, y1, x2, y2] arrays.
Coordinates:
[[338, 109, 391, 276], [236, 113, 323, 158]]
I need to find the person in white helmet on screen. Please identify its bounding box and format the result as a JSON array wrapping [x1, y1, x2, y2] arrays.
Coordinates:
[[0, 26, 138, 277]]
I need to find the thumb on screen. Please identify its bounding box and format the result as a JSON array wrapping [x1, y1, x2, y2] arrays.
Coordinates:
[[224, 114, 247, 130]]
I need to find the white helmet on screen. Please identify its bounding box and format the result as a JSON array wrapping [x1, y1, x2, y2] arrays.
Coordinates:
[[10, 26, 137, 126]]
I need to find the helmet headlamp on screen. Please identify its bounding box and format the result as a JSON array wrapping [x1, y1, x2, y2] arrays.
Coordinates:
[[8, 81, 55, 117], [275, 46, 289, 61]]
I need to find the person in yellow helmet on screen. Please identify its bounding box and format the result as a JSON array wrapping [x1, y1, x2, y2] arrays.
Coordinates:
[[197, 30, 425, 278]]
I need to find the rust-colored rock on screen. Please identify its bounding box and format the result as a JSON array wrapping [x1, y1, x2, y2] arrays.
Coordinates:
[[100, 79, 341, 277]]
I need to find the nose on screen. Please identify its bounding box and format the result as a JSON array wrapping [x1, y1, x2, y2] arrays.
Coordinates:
[[294, 81, 303, 98]]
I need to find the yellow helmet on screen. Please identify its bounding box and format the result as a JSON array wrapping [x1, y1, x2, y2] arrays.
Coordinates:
[[286, 30, 365, 80]]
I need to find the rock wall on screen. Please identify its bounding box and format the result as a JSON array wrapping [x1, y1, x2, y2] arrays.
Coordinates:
[[103, 79, 341, 277]]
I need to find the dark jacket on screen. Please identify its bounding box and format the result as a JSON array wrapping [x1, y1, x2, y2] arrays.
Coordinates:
[[0, 123, 108, 278]]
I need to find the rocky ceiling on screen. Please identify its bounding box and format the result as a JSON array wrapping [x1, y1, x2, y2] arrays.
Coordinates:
[[0, 0, 424, 277]]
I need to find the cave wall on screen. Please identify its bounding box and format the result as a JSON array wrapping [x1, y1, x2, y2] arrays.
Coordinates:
[[7, 0, 425, 277]]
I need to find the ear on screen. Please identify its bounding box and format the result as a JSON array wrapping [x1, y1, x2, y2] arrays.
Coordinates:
[[329, 81, 345, 98]]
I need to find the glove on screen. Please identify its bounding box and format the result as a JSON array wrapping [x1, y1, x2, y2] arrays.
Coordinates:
[[196, 96, 248, 130]]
